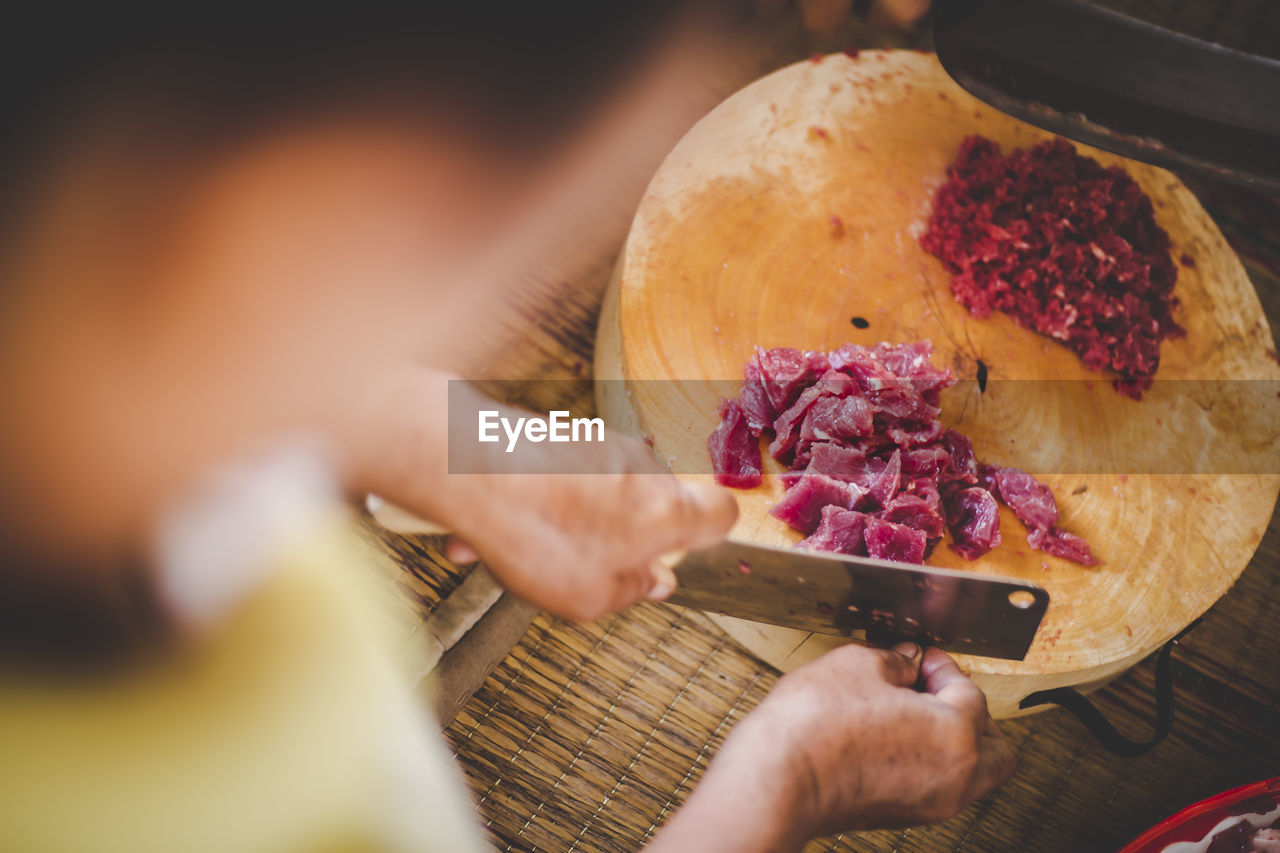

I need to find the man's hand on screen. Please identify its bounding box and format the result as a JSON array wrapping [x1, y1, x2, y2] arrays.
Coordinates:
[[646, 644, 1016, 851], [436, 455, 736, 622], [340, 365, 738, 621]]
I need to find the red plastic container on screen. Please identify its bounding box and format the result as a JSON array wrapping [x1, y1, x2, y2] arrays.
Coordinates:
[[1120, 777, 1280, 853]]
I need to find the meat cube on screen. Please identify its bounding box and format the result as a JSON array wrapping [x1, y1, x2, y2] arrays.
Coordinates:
[[805, 442, 900, 509], [769, 384, 826, 461], [863, 517, 927, 565], [756, 346, 821, 412], [938, 429, 979, 484], [944, 487, 1002, 559], [813, 368, 857, 397], [871, 340, 955, 404], [770, 471, 868, 533], [906, 478, 943, 516], [739, 360, 775, 437], [707, 399, 763, 488], [828, 343, 899, 390], [866, 449, 903, 508], [797, 506, 868, 555], [902, 445, 951, 480], [885, 419, 945, 449], [800, 395, 874, 444], [806, 442, 871, 482], [882, 493, 945, 540], [1028, 527, 1099, 566], [806, 349, 832, 375], [990, 466, 1059, 531], [869, 382, 940, 424]]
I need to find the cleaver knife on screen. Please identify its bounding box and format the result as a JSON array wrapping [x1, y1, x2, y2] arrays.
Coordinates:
[[666, 539, 1049, 661], [933, 0, 1280, 193]]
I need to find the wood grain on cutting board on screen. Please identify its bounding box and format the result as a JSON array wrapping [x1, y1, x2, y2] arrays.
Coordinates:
[[596, 51, 1280, 718]]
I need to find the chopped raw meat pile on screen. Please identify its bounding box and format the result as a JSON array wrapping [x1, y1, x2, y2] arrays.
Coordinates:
[[921, 135, 1184, 399], [707, 342, 1097, 566]]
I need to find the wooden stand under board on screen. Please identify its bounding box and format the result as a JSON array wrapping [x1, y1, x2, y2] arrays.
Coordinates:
[[595, 51, 1280, 718]]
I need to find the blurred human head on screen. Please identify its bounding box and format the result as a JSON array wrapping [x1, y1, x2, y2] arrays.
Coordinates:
[[0, 2, 732, 664]]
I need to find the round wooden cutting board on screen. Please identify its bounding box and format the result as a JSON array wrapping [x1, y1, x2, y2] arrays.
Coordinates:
[[595, 51, 1280, 718]]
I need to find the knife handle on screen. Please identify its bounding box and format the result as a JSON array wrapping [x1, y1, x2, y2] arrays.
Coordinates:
[[367, 494, 684, 594], [365, 494, 449, 535]]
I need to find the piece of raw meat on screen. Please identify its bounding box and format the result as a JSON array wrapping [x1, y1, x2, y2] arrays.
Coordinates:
[[865, 449, 902, 508], [756, 346, 823, 412], [1028, 527, 1099, 566], [990, 466, 1058, 531], [770, 471, 868, 533], [797, 506, 868, 555], [799, 394, 874, 444], [739, 360, 775, 437], [863, 517, 927, 565], [902, 445, 951, 480], [708, 341, 1095, 566], [938, 429, 979, 485], [806, 442, 872, 484], [943, 487, 1002, 560], [991, 466, 1099, 564], [882, 492, 945, 540], [707, 399, 762, 488]]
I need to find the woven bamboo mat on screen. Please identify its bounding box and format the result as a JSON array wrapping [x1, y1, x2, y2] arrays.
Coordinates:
[[449, 605, 772, 852]]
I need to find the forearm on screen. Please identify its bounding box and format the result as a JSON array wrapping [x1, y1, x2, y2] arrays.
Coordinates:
[[332, 362, 461, 522], [645, 729, 813, 853]]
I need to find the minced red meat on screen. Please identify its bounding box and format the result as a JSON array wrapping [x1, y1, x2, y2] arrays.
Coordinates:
[[707, 342, 1097, 566], [920, 136, 1184, 399]]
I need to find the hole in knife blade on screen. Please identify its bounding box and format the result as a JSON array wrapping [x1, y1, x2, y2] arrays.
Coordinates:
[[1007, 590, 1036, 609]]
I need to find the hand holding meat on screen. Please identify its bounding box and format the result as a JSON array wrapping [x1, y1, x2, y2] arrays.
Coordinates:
[[646, 644, 1015, 851]]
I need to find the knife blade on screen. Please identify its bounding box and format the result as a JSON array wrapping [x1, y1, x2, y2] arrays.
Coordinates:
[[666, 539, 1049, 661]]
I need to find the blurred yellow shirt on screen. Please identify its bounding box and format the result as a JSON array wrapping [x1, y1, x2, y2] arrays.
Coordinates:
[[0, 504, 487, 853]]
